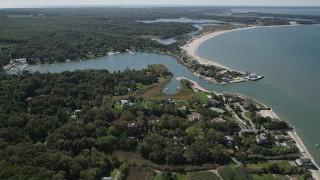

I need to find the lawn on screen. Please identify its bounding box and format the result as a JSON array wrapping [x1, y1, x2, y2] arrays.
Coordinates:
[[126, 166, 155, 180], [196, 92, 211, 104], [252, 174, 304, 180], [110, 169, 119, 179], [244, 112, 252, 119], [154, 172, 187, 180], [252, 174, 277, 180], [245, 161, 293, 170], [187, 171, 221, 180], [113, 103, 122, 111], [111, 151, 217, 172]]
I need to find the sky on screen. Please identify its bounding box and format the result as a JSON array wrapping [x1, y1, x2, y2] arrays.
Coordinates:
[[0, 0, 320, 8]]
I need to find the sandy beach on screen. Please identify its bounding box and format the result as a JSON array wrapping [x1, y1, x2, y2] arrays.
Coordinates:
[[182, 22, 300, 72], [259, 110, 280, 119], [182, 26, 257, 71], [176, 77, 211, 93]]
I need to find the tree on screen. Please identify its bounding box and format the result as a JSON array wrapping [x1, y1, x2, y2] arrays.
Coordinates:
[[268, 163, 280, 174], [69, 163, 81, 180], [95, 127, 108, 137], [98, 136, 117, 152], [80, 168, 101, 180], [185, 140, 212, 164], [107, 126, 119, 136]]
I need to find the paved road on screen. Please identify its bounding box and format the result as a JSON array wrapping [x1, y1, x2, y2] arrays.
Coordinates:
[[225, 104, 247, 130]]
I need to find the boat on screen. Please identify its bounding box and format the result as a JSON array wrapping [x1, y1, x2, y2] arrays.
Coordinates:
[[107, 52, 116, 55], [162, 88, 169, 93], [315, 144, 320, 147], [176, 86, 182, 92], [247, 73, 264, 81]]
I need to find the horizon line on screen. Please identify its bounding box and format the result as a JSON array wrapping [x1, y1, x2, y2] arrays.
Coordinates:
[[1, 4, 320, 9]]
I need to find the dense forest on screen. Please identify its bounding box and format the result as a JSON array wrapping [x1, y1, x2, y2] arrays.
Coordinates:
[[1, 7, 319, 67], [0, 8, 197, 66], [0, 65, 238, 179]]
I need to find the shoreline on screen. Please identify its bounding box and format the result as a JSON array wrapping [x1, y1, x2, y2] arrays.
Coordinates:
[[181, 22, 300, 72], [176, 76, 320, 179]]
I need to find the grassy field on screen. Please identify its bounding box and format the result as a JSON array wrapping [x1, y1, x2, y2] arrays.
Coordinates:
[[110, 169, 118, 179], [244, 112, 252, 119], [196, 92, 213, 104], [252, 174, 304, 180], [111, 151, 217, 172], [155, 172, 187, 180], [126, 166, 155, 180], [252, 174, 277, 180], [245, 161, 293, 170], [187, 171, 221, 180]]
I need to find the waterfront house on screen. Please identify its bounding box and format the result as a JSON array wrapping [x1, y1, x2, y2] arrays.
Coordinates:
[[256, 133, 268, 145], [12, 58, 27, 64], [226, 95, 242, 102], [275, 135, 287, 142], [242, 100, 253, 109], [284, 141, 296, 149], [219, 70, 229, 75], [210, 99, 220, 107], [295, 158, 314, 167], [221, 77, 231, 83]]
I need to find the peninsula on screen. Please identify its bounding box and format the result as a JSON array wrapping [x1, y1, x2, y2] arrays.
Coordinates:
[[179, 21, 300, 85]]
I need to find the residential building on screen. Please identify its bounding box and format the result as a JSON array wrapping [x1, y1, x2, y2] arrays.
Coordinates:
[[224, 135, 235, 147], [256, 133, 268, 145]]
